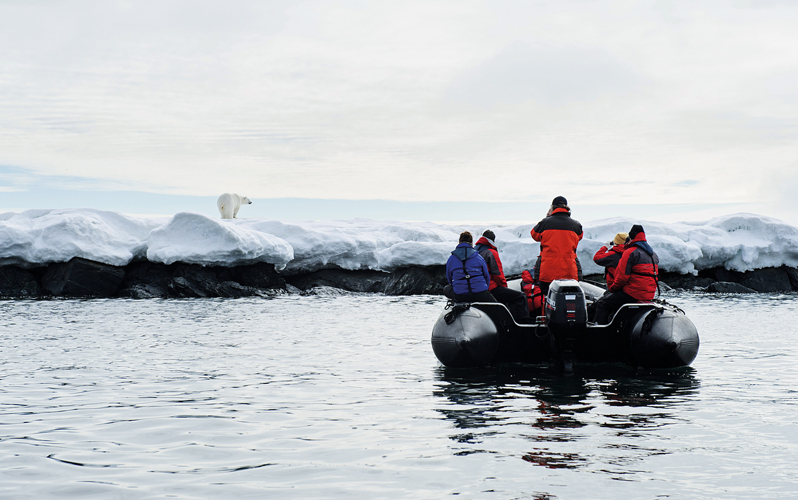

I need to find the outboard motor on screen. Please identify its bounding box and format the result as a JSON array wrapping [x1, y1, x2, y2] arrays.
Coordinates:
[[545, 280, 588, 372], [431, 303, 499, 368]]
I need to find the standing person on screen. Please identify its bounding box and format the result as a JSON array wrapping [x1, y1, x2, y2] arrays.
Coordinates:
[[475, 230, 530, 322], [593, 225, 659, 324], [444, 231, 496, 303], [530, 196, 583, 296], [592, 232, 629, 288]]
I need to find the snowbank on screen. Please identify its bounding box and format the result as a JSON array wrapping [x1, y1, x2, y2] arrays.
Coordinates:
[[2, 209, 798, 275]]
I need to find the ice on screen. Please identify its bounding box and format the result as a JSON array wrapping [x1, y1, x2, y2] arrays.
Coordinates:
[[1, 209, 797, 276], [147, 212, 293, 269]]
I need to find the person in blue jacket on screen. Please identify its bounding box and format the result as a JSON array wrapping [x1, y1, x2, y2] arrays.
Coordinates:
[[444, 231, 496, 303]]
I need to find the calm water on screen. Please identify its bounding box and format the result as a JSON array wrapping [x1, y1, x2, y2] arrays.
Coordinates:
[[1, 291, 797, 499]]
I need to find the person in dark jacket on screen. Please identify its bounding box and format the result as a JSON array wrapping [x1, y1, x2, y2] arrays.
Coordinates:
[[475, 230, 530, 322], [592, 232, 629, 288], [444, 231, 496, 303], [530, 196, 583, 296], [593, 225, 659, 324]]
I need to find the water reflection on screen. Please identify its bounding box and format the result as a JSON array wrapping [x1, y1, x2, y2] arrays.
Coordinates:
[[433, 364, 700, 471]]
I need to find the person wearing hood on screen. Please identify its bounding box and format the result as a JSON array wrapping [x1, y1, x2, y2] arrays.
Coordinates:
[[593, 225, 659, 324], [530, 196, 583, 296], [592, 232, 629, 288], [444, 231, 496, 303], [475, 230, 530, 322]]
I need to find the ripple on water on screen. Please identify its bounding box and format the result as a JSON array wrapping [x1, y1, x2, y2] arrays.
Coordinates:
[[0, 293, 797, 499]]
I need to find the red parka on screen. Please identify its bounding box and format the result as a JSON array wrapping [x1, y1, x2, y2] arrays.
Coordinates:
[[593, 244, 625, 288], [474, 236, 507, 290], [610, 232, 659, 301], [530, 208, 583, 283]]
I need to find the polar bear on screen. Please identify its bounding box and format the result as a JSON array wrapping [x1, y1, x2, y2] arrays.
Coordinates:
[[217, 193, 252, 219]]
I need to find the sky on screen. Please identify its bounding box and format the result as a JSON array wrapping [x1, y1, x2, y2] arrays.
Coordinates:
[[1, 1, 797, 226]]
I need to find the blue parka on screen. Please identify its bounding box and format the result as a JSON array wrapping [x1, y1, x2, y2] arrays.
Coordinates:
[[445, 242, 491, 295]]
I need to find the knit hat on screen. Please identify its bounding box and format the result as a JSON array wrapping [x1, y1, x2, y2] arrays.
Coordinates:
[[551, 196, 568, 207], [628, 225, 645, 239], [482, 229, 496, 242], [613, 232, 629, 245]]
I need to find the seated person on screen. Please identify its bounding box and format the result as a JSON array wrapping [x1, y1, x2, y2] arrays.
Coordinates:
[[593, 225, 659, 324], [475, 230, 530, 322], [444, 231, 496, 303], [520, 269, 543, 316], [593, 232, 629, 288]]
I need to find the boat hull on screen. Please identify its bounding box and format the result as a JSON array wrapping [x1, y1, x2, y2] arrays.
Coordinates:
[[431, 286, 699, 370]]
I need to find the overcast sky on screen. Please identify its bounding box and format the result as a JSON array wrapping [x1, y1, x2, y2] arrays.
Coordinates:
[[1, 1, 797, 224]]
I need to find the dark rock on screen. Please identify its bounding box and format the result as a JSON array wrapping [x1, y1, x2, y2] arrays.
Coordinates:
[[286, 269, 387, 293], [700, 267, 793, 292], [699, 268, 744, 283], [169, 265, 268, 298], [230, 262, 286, 289], [0, 266, 41, 297], [785, 267, 798, 291], [42, 258, 125, 297], [659, 272, 715, 290], [118, 261, 285, 298], [216, 281, 261, 298], [382, 266, 447, 296], [118, 261, 175, 298], [706, 281, 757, 293], [119, 283, 166, 299], [169, 276, 207, 297], [739, 268, 793, 292], [169, 265, 227, 298]]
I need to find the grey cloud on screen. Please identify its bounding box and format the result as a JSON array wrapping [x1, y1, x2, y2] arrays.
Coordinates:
[[442, 42, 641, 108]]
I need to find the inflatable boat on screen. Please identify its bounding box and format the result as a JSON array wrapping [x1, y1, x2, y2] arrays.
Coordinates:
[[431, 279, 699, 370]]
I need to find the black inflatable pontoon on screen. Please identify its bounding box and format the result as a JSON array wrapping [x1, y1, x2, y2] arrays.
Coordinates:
[[431, 279, 699, 370]]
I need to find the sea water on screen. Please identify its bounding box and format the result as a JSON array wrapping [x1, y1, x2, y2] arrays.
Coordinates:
[[0, 291, 797, 499]]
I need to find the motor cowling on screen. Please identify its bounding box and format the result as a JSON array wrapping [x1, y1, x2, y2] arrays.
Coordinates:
[[545, 280, 588, 325], [545, 280, 588, 371]]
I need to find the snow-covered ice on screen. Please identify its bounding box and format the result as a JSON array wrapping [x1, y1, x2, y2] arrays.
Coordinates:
[[1, 209, 797, 275]]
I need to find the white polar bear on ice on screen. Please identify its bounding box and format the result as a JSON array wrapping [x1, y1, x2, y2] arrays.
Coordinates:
[[217, 193, 252, 219]]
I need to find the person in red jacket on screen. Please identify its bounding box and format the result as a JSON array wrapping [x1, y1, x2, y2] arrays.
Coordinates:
[[475, 230, 530, 323], [592, 232, 629, 288], [530, 196, 583, 296], [520, 269, 544, 315], [593, 225, 659, 324]]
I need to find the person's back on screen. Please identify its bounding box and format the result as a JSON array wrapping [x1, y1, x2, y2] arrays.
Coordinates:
[[444, 231, 494, 303], [593, 225, 658, 324], [474, 230, 507, 290], [611, 229, 658, 301], [530, 196, 583, 292], [475, 229, 530, 322]]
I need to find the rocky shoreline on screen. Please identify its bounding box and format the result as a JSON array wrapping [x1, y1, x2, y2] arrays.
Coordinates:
[[0, 257, 797, 299]]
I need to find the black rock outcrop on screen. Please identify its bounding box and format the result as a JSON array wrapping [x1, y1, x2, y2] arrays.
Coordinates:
[[42, 257, 126, 297], [285, 269, 387, 293], [698, 267, 794, 292], [706, 281, 757, 293], [382, 266, 447, 296], [1, 260, 797, 299], [658, 272, 716, 290], [0, 266, 41, 297]]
